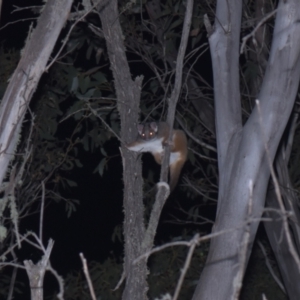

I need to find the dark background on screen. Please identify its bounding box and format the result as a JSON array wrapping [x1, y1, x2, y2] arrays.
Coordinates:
[[0, 1, 213, 299]]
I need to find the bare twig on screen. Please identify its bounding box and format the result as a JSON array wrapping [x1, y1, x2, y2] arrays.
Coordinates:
[[257, 240, 286, 294], [47, 264, 65, 300], [0, 18, 38, 31], [46, 1, 104, 71], [144, 0, 194, 255], [86, 101, 121, 142], [7, 248, 18, 300], [0, 232, 31, 261], [135, 215, 273, 264], [39, 180, 45, 242], [113, 270, 126, 291], [12, 5, 42, 13], [172, 233, 199, 300], [80, 253, 97, 300], [240, 9, 278, 54], [176, 117, 217, 152]]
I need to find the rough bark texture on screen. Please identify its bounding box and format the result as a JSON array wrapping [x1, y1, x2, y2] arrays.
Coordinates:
[[0, 0, 73, 186], [24, 240, 54, 300], [98, 1, 146, 300], [99, 1, 194, 299], [192, 1, 300, 299]]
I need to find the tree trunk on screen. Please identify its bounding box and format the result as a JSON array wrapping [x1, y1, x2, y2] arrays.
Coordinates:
[[192, 1, 300, 299], [24, 240, 54, 300], [0, 0, 72, 186], [264, 120, 300, 300], [98, 1, 146, 299]]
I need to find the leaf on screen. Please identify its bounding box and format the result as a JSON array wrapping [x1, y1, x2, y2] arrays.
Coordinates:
[[44, 163, 52, 172], [66, 179, 78, 187], [0, 225, 7, 242], [86, 44, 93, 60], [191, 33, 203, 49], [83, 88, 95, 98], [100, 147, 107, 156], [156, 7, 172, 19], [65, 199, 79, 218], [92, 72, 107, 84], [74, 159, 83, 168], [79, 76, 91, 94], [95, 158, 107, 176], [82, 135, 90, 151], [167, 18, 183, 31], [39, 131, 55, 141], [111, 225, 122, 243], [70, 76, 79, 93], [62, 159, 74, 171], [66, 99, 83, 117]]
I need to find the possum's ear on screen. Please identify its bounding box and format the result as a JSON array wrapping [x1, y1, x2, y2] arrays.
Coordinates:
[[149, 122, 158, 132], [137, 124, 144, 135]]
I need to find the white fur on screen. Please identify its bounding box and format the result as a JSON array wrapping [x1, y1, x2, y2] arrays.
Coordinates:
[[128, 138, 180, 165], [128, 138, 164, 153], [170, 151, 180, 165]]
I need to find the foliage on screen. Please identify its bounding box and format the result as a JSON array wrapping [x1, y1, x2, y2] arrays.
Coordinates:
[[0, 271, 24, 298], [51, 236, 208, 300], [50, 233, 284, 300], [241, 239, 287, 300], [0, 0, 298, 298]]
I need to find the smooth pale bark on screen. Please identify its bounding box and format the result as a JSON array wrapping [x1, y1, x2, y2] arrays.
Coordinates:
[[0, 0, 72, 186], [193, 1, 300, 299], [265, 184, 300, 300], [264, 136, 300, 300]]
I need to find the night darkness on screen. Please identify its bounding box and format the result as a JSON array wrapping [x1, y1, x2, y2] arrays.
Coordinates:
[[0, 0, 289, 300], [0, 1, 217, 299], [0, 1, 125, 297]]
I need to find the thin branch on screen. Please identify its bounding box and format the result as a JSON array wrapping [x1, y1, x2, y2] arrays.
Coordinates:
[[169, 0, 194, 112], [176, 117, 217, 152], [11, 5, 42, 13], [135, 215, 273, 264], [47, 264, 65, 300], [142, 0, 194, 254], [79, 253, 97, 300], [172, 233, 199, 300], [240, 9, 278, 54], [7, 249, 18, 300], [86, 101, 122, 142], [113, 270, 125, 291], [257, 240, 286, 294], [46, 1, 104, 71], [0, 18, 38, 31], [39, 180, 45, 242], [0, 232, 31, 260]]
